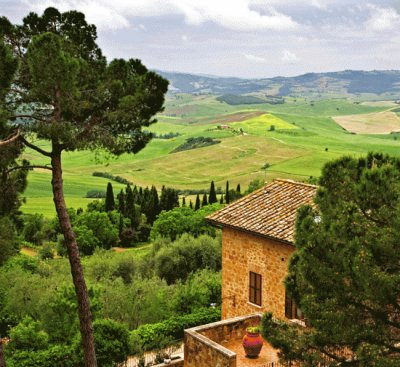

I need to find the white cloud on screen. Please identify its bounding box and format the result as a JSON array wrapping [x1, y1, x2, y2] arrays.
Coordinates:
[[26, 0, 298, 31], [281, 49, 299, 63], [244, 53, 267, 63], [366, 4, 400, 32], [181, 35, 188, 42]]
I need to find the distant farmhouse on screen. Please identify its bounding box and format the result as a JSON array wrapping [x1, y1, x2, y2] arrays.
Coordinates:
[[184, 179, 317, 367]]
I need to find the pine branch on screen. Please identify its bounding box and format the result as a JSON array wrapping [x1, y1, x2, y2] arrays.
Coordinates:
[[0, 128, 21, 147], [20, 136, 52, 157]]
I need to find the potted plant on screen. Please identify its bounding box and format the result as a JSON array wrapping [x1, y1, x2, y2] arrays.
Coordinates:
[[242, 326, 263, 358]]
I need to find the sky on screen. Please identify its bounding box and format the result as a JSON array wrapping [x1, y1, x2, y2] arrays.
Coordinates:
[[1, 0, 400, 78]]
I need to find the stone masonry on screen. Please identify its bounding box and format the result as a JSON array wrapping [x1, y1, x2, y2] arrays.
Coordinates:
[[221, 227, 295, 320], [184, 314, 261, 367]]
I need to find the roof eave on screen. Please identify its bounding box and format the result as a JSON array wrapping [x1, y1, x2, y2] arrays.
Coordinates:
[[206, 217, 295, 247]]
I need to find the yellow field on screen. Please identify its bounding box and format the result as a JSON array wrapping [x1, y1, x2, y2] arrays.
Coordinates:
[[333, 111, 400, 134], [230, 113, 297, 134]]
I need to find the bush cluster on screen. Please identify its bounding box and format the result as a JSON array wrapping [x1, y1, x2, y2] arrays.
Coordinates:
[[129, 307, 221, 354]]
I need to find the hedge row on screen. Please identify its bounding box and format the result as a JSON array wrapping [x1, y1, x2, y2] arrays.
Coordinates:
[[92, 172, 132, 185], [129, 307, 221, 354]]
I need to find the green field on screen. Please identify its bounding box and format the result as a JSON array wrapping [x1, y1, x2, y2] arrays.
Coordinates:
[[21, 94, 400, 217]]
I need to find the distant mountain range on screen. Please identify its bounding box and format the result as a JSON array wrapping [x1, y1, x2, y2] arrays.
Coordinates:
[[157, 70, 400, 99]]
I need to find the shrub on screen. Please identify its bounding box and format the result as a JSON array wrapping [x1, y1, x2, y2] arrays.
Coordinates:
[[5, 345, 75, 367], [154, 234, 221, 284], [23, 214, 44, 245], [85, 190, 106, 198], [38, 244, 54, 260], [92, 171, 132, 185], [129, 307, 221, 354], [151, 203, 223, 240]]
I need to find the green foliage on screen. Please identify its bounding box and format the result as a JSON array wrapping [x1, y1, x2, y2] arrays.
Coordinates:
[[73, 225, 100, 255], [171, 269, 221, 313], [8, 317, 49, 351], [85, 190, 106, 198], [5, 344, 75, 367], [129, 307, 221, 354], [38, 244, 54, 260], [245, 178, 264, 194], [159, 186, 179, 212], [264, 153, 400, 366], [22, 214, 44, 245], [73, 319, 130, 367], [75, 211, 118, 249], [171, 136, 220, 153], [40, 286, 80, 343], [105, 182, 115, 212], [154, 234, 221, 284], [216, 94, 266, 105], [92, 172, 132, 185], [0, 217, 19, 265], [151, 203, 223, 240]]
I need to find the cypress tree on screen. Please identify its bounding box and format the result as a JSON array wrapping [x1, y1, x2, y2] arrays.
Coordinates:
[[189, 200, 193, 209], [118, 214, 124, 236], [117, 189, 125, 215], [209, 180, 217, 204], [182, 196, 186, 206], [225, 181, 230, 204], [160, 186, 179, 211], [125, 185, 134, 218], [202, 193, 208, 207], [195, 194, 201, 210], [220, 195, 224, 204], [105, 182, 115, 212], [236, 183, 241, 194], [151, 185, 160, 220]]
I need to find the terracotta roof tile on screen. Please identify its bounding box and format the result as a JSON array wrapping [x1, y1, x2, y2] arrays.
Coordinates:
[[206, 179, 317, 244]]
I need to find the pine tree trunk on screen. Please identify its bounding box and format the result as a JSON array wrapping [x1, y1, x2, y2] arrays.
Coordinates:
[[0, 340, 6, 367], [51, 150, 97, 367]]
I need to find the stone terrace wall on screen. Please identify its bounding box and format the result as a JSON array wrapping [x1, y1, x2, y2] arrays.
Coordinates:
[[184, 314, 261, 367]]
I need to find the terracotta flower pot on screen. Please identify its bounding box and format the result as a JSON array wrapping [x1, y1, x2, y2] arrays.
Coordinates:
[[242, 329, 263, 358]]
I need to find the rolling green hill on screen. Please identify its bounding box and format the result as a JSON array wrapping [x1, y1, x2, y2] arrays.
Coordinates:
[[21, 94, 400, 217]]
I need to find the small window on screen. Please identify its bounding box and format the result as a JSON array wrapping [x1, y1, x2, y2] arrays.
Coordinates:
[[285, 292, 304, 320], [249, 272, 262, 306]]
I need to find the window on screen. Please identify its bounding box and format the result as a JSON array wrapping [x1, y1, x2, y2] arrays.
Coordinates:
[[249, 272, 262, 306], [285, 292, 304, 320]]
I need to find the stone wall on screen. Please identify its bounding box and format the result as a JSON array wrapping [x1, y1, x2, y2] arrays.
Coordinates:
[[184, 314, 261, 367], [221, 227, 295, 320]]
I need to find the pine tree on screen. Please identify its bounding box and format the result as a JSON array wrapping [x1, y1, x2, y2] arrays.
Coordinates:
[[105, 182, 115, 212], [201, 193, 208, 207], [0, 7, 168, 366], [262, 153, 400, 366], [209, 180, 217, 204], [225, 181, 230, 204], [236, 183, 241, 194], [195, 194, 201, 210]]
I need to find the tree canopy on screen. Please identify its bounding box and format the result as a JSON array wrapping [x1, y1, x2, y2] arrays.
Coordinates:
[[262, 153, 400, 367]]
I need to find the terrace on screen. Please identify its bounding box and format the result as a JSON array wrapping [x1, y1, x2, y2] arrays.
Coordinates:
[[184, 314, 281, 367]]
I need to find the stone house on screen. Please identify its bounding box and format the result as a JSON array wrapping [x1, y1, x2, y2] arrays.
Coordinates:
[[206, 179, 317, 321], [183, 179, 317, 367]]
